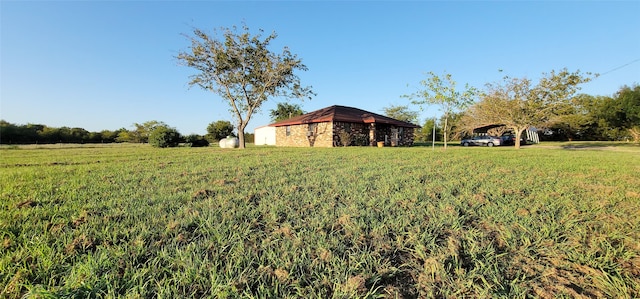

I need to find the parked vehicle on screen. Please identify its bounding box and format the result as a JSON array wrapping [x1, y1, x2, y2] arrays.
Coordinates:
[[461, 135, 501, 147], [500, 135, 527, 146], [500, 135, 515, 146]]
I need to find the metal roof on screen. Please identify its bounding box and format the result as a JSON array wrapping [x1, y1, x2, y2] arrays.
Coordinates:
[[472, 124, 506, 133], [270, 105, 420, 128]]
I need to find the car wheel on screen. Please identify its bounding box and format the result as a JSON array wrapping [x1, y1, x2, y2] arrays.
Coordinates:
[[487, 142, 494, 147], [463, 142, 469, 147]]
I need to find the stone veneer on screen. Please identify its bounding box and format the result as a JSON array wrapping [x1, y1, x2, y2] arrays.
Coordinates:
[[375, 124, 416, 146], [275, 122, 334, 147], [276, 121, 416, 147]]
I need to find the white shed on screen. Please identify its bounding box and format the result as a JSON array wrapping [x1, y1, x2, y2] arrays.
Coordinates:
[[254, 125, 276, 145]]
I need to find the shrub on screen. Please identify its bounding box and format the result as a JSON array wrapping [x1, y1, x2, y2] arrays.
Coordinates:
[[149, 126, 181, 148], [184, 134, 210, 147], [338, 129, 352, 147]]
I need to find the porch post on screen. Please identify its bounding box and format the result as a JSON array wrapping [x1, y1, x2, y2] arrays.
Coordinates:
[[369, 123, 376, 146]]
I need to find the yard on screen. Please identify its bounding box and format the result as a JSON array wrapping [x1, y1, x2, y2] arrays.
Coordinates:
[[1, 143, 639, 298]]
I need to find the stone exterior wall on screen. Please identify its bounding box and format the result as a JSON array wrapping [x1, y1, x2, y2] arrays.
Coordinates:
[[376, 125, 416, 146], [275, 122, 334, 147], [333, 122, 371, 146], [402, 127, 416, 146], [275, 121, 416, 147]]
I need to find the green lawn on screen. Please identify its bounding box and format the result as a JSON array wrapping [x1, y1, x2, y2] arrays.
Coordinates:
[[1, 144, 639, 298]]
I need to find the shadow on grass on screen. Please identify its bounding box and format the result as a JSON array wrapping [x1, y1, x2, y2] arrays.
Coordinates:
[[553, 141, 640, 149]]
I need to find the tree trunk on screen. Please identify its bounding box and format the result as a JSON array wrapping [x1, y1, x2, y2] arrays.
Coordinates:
[[514, 127, 526, 149], [237, 123, 246, 149]]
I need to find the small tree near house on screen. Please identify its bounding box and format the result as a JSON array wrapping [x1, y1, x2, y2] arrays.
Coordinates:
[[405, 72, 478, 150]]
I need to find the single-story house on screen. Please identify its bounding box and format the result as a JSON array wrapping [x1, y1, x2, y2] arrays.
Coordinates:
[[254, 125, 276, 145], [267, 105, 420, 147]]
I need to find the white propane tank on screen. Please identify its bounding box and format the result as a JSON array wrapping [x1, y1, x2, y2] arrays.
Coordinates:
[[219, 136, 239, 148]]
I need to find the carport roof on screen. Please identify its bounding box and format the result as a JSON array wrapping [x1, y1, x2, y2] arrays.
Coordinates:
[[473, 124, 506, 133]]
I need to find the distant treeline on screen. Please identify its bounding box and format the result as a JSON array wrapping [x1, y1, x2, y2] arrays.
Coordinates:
[[0, 120, 254, 145]]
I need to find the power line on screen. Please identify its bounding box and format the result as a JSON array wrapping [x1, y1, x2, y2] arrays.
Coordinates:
[[599, 58, 640, 77]]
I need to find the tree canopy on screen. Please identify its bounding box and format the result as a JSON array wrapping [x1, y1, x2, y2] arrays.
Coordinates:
[[132, 121, 166, 143], [177, 25, 314, 148], [270, 102, 305, 122], [206, 120, 235, 142], [382, 104, 419, 124], [614, 84, 640, 142]]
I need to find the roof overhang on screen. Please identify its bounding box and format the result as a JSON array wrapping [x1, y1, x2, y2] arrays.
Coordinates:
[[473, 124, 506, 133]]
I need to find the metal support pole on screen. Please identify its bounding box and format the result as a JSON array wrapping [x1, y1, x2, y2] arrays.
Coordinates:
[[432, 117, 436, 150]]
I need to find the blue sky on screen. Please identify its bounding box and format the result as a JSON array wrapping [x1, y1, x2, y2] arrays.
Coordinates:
[[2, 1, 639, 135]]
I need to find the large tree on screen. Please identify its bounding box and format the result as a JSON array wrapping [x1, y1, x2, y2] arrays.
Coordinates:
[[177, 25, 314, 148], [270, 102, 305, 122], [468, 69, 593, 148], [405, 72, 477, 150]]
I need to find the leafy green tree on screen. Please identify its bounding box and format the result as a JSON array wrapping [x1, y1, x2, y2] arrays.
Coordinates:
[[0, 120, 19, 144], [614, 84, 640, 142], [132, 121, 165, 143], [444, 111, 466, 140], [40, 126, 61, 143], [546, 94, 601, 141], [149, 125, 181, 148], [115, 129, 133, 143], [382, 104, 419, 124], [70, 127, 90, 143], [99, 130, 119, 143], [405, 72, 478, 150], [177, 24, 314, 148], [468, 69, 593, 148], [414, 118, 442, 143], [206, 120, 235, 142], [270, 102, 305, 122], [20, 124, 44, 143]]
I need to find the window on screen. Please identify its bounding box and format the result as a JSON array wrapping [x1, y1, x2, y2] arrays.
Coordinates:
[[286, 126, 291, 136], [308, 123, 317, 136]]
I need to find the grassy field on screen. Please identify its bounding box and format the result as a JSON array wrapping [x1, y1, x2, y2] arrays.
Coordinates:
[[1, 143, 639, 298]]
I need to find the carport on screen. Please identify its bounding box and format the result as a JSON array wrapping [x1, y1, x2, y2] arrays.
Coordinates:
[[472, 124, 506, 134], [471, 124, 539, 144]]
